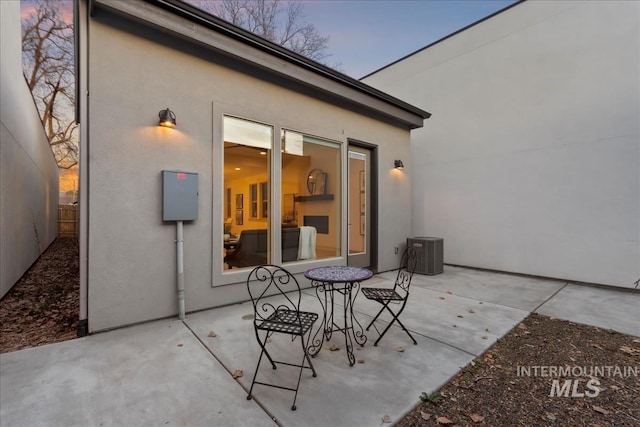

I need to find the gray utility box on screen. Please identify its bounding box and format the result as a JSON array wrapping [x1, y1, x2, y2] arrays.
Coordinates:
[[162, 170, 198, 221], [407, 237, 443, 275]]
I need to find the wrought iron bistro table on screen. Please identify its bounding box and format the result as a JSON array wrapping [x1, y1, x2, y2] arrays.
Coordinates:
[[304, 266, 373, 366]]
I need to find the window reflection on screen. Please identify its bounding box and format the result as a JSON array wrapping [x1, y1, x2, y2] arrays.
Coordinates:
[[282, 131, 341, 262], [348, 151, 366, 254], [221, 118, 341, 271], [223, 116, 272, 270]]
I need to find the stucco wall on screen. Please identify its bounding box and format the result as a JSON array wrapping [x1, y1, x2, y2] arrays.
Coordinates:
[[0, 1, 59, 298], [364, 0, 640, 288], [86, 10, 412, 331]]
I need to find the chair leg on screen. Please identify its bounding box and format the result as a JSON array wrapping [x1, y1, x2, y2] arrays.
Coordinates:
[[249, 333, 318, 409], [247, 345, 266, 401], [392, 315, 417, 345], [290, 334, 317, 410], [372, 312, 396, 346], [291, 346, 303, 410], [261, 333, 278, 369], [302, 334, 317, 378], [247, 333, 278, 401], [252, 331, 276, 369], [372, 304, 417, 346], [365, 303, 387, 331]]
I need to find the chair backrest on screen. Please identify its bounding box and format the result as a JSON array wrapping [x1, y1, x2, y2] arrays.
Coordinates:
[[246, 265, 302, 323], [394, 247, 418, 296]]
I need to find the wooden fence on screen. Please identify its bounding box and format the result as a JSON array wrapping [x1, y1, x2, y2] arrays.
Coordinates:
[[58, 204, 78, 238]]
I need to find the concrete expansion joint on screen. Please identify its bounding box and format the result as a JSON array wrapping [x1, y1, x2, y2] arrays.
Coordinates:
[[532, 282, 569, 314], [180, 319, 279, 423]]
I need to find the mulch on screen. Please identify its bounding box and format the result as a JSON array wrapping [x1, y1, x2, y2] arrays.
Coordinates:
[[0, 238, 79, 353], [396, 313, 640, 426]]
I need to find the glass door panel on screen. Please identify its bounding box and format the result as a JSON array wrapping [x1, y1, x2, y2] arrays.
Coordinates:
[[348, 147, 370, 267]]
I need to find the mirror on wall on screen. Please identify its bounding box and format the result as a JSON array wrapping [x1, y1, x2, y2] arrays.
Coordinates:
[[307, 168, 326, 195]]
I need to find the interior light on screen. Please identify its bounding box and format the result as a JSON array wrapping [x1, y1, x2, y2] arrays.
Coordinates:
[[394, 159, 404, 169]]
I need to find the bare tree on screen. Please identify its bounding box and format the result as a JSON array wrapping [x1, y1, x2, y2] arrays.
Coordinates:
[[22, 0, 78, 169], [191, 0, 331, 63]]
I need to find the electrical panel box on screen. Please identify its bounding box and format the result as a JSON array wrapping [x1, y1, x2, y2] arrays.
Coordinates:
[[162, 170, 198, 221]]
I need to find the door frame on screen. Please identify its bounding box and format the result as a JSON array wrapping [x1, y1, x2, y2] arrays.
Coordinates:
[[347, 139, 378, 273]]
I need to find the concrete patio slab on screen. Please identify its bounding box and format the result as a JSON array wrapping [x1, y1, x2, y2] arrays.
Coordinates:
[[378, 266, 567, 312], [352, 280, 530, 355], [1, 266, 636, 427], [185, 297, 473, 427], [0, 318, 275, 427], [536, 284, 640, 337]]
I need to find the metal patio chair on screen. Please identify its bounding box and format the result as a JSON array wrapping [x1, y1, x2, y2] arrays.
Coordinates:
[[246, 265, 318, 410], [361, 247, 418, 346]]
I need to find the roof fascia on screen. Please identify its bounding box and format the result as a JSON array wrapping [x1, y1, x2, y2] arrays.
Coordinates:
[[89, 0, 430, 129], [363, 0, 525, 79]]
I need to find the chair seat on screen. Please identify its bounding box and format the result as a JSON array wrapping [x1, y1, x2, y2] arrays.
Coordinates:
[[361, 287, 403, 301], [257, 309, 318, 335]]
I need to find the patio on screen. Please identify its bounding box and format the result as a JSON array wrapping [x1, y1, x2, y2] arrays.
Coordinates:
[[1, 266, 638, 426]]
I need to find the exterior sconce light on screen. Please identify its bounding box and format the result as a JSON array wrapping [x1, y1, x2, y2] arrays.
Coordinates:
[[158, 108, 176, 128], [394, 159, 404, 169]]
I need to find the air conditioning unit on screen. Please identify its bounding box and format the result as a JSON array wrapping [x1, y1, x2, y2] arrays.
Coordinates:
[[407, 237, 443, 275]]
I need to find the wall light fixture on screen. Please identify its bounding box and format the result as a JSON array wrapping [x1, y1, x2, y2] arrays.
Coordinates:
[[159, 108, 176, 128], [394, 159, 404, 169]]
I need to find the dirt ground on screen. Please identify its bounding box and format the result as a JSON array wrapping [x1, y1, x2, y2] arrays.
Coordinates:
[[397, 314, 640, 427], [1, 239, 638, 426], [0, 238, 79, 353]]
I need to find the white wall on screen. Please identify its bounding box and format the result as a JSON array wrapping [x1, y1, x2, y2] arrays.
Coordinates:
[[364, 1, 639, 288], [0, 1, 59, 297]]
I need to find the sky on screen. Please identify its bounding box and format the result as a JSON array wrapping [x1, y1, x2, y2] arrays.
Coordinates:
[[299, 0, 518, 78], [21, 0, 518, 79]]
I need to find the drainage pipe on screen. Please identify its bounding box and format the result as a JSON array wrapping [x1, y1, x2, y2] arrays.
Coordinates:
[[176, 220, 185, 320], [77, 0, 89, 337]]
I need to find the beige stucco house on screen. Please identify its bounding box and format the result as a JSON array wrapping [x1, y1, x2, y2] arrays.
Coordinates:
[[77, 0, 429, 333]]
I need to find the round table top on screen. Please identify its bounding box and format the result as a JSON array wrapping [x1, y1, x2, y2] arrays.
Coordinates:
[[304, 266, 373, 283]]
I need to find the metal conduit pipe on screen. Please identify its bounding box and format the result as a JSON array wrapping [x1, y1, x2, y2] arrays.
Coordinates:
[[176, 220, 185, 320]]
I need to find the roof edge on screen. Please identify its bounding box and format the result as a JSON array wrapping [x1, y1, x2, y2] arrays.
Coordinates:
[[361, 0, 526, 80], [143, 0, 431, 120]]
